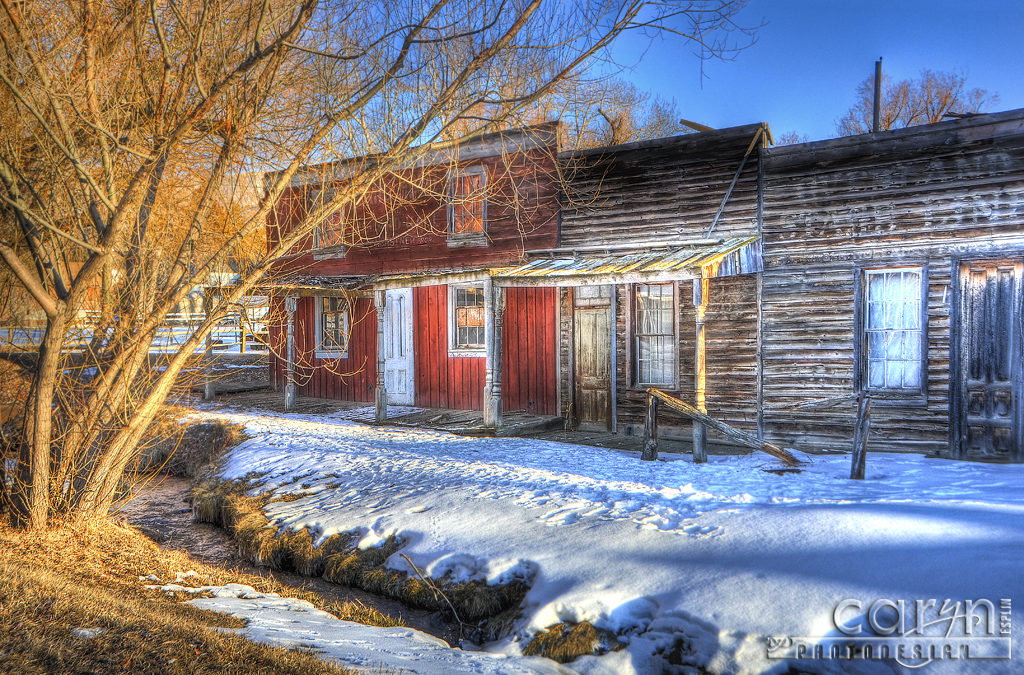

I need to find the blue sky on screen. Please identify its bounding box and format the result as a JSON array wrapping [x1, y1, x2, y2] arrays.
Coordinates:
[[610, 0, 1024, 141]]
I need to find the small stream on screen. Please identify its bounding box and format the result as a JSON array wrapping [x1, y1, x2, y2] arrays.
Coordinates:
[[117, 475, 460, 645]]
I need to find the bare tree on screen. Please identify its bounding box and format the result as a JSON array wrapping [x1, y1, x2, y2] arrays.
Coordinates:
[[0, 0, 754, 529], [837, 69, 998, 136], [773, 131, 808, 146]]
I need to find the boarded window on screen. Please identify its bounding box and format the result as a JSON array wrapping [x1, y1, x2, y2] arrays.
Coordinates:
[[319, 296, 350, 356], [864, 268, 923, 391], [635, 283, 676, 387], [451, 285, 485, 350], [448, 169, 486, 234]]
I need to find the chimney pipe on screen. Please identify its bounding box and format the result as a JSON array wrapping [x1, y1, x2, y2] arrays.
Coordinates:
[[872, 58, 883, 133]]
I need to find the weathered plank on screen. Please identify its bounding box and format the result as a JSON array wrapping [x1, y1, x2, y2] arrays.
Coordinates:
[[647, 387, 803, 466]]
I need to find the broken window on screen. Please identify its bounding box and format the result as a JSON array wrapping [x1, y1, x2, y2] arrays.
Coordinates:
[[863, 267, 924, 391], [635, 283, 677, 387], [448, 167, 486, 234], [318, 296, 350, 357], [450, 285, 485, 352]]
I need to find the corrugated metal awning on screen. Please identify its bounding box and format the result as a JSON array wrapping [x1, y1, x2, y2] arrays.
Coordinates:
[[492, 236, 760, 286]]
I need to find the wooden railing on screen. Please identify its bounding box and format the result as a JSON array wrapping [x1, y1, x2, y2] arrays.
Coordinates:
[[642, 387, 803, 467]]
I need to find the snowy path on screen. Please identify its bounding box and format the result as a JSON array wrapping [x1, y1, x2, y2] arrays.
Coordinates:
[[204, 409, 1024, 674]]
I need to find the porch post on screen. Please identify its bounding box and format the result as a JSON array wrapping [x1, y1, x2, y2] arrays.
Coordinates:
[[203, 287, 216, 400], [284, 296, 297, 410], [692, 272, 709, 463], [374, 289, 387, 423], [484, 280, 505, 428]]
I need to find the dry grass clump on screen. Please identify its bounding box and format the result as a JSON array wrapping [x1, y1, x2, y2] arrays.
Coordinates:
[[137, 408, 249, 478], [192, 477, 533, 635], [0, 520, 357, 674], [522, 621, 624, 664]]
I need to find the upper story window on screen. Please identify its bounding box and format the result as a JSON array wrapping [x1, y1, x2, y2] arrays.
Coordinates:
[[635, 283, 677, 388], [316, 296, 350, 358], [447, 167, 487, 243], [449, 284, 485, 353], [862, 267, 925, 393]]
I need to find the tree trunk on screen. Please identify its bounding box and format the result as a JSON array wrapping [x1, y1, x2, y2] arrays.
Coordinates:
[[15, 312, 67, 529]]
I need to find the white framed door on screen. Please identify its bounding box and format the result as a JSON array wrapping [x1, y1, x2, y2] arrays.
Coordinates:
[[384, 288, 415, 405]]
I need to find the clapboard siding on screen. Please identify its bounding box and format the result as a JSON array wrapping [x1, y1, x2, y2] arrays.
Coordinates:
[[761, 110, 1024, 454], [558, 124, 767, 247]]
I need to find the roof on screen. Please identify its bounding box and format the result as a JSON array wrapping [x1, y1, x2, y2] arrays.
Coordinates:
[[365, 237, 761, 290], [494, 236, 760, 286]]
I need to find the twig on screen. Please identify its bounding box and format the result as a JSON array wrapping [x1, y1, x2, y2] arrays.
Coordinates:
[[399, 553, 466, 642]]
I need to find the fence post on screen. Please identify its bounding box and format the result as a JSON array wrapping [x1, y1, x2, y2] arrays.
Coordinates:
[[641, 393, 659, 461], [850, 393, 871, 480]]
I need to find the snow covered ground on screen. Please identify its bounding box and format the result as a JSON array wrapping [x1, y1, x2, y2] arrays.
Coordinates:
[[197, 408, 1023, 674]]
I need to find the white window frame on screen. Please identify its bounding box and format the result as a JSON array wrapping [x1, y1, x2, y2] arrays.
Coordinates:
[[314, 295, 350, 359], [861, 266, 927, 395], [634, 282, 679, 389], [447, 166, 488, 235], [448, 283, 486, 356]]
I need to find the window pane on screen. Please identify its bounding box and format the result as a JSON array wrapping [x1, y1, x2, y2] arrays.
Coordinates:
[[864, 269, 923, 392], [635, 284, 676, 386], [453, 286, 485, 348]]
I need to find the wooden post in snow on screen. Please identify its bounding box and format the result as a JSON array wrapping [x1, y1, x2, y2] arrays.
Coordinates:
[[484, 279, 505, 428], [641, 394, 659, 461], [850, 392, 872, 479], [284, 296, 296, 410], [374, 289, 387, 423], [203, 287, 216, 400], [692, 271, 710, 463]]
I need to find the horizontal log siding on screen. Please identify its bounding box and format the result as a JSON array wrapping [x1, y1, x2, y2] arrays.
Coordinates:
[[268, 296, 377, 402], [559, 124, 766, 247], [613, 276, 758, 441], [760, 115, 1024, 454]]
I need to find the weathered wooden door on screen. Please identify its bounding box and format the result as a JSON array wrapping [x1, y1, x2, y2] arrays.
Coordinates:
[[384, 288, 414, 405], [955, 260, 1023, 461], [573, 287, 613, 430]]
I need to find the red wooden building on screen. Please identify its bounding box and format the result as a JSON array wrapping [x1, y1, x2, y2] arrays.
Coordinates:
[[266, 125, 563, 422]]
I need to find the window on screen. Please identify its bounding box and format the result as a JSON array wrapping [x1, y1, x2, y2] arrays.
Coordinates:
[[862, 267, 925, 392], [635, 283, 677, 387], [317, 296, 350, 358], [448, 168, 486, 234], [450, 285, 485, 353]]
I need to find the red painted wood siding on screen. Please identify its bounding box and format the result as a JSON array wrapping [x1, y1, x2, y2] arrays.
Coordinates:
[[269, 148, 559, 278], [502, 287, 557, 415], [269, 296, 377, 402], [271, 286, 557, 414], [413, 285, 557, 414]]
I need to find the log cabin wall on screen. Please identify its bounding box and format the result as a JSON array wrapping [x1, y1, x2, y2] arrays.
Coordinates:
[[613, 275, 760, 445], [558, 123, 767, 247], [760, 110, 1024, 454]]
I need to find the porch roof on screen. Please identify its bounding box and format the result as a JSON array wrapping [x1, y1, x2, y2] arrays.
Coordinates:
[[493, 236, 760, 287], [367, 236, 760, 290]]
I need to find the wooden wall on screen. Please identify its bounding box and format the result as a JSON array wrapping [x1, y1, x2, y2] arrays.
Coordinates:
[[556, 276, 760, 443], [270, 286, 558, 414], [269, 146, 559, 277], [760, 110, 1024, 454], [269, 296, 377, 402], [558, 123, 767, 247]]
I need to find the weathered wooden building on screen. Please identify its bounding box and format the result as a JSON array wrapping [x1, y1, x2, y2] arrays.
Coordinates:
[[265, 109, 1024, 462], [760, 109, 1024, 461]]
